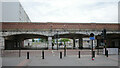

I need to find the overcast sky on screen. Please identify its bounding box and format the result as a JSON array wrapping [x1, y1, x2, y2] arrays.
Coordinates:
[[15, 0, 120, 23]]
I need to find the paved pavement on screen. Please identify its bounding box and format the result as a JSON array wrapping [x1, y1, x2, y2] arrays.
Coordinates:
[[1, 50, 118, 66]]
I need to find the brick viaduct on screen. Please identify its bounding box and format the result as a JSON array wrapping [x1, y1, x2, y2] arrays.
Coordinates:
[[0, 22, 120, 49]]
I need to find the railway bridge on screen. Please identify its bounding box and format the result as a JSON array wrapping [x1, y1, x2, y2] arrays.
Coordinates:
[[0, 22, 120, 49]]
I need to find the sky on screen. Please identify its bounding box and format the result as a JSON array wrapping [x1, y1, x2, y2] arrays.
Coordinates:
[[2, 0, 120, 23]]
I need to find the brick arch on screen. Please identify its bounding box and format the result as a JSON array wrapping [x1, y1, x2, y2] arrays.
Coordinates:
[[4, 33, 48, 41], [4, 34, 48, 50]]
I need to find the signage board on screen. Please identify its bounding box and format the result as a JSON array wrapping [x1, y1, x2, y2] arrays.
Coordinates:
[[89, 37, 95, 40]]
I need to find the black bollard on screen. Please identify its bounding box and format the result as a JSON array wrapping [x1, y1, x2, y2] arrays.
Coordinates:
[[60, 52, 62, 59], [64, 50, 66, 57], [92, 51, 95, 58], [64, 48, 66, 57], [106, 50, 108, 57], [27, 52, 29, 59], [105, 50, 107, 56], [64, 45, 67, 57], [42, 50, 44, 59], [78, 51, 80, 58]]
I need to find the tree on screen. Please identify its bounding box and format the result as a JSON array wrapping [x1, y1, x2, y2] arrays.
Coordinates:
[[40, 38, 45, 42], [52, 39, 55, 44], [32, 39, 35, 42], [59, 38, 70, 45]]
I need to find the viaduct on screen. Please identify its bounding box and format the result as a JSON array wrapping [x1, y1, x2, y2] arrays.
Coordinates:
[[0, 22, 120, 49]]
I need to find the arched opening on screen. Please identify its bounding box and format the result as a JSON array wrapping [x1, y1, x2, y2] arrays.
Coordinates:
[[4, 34, 47, 50], [23, 38, 48, 50], [106, 33, 120, 48], [52, 33, 91, 49]]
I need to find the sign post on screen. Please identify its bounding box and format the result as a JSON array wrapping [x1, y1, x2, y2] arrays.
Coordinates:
[[90, 33, 95, 60]]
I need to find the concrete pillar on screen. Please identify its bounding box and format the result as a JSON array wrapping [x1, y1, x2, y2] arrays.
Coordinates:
[[0, 36, 5, 50], [79, 38, 83, 49], [48, 37, 52, 49], [73, 38, 76, 49], [1, 37, 5, 48]]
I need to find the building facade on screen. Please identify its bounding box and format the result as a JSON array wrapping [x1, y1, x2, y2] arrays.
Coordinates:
[[1, 1, 31, 49], [2, 2, 31, 22]]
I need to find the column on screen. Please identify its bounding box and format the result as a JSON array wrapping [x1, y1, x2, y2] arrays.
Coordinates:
[[73, 38, 76, 49], [1, 37, 5, 48], [48, 37, 52, 49], [79, 38, 83, 49], [0, 34, 3, 67], [0, 36, 5, 50], [0, 37, 5, 49]]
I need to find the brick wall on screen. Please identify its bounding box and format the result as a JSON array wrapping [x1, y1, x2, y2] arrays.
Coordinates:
[[2, 22, 120, 30]]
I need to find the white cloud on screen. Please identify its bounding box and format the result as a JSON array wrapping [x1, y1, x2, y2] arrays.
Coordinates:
[[19, 0, 119, 23]]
